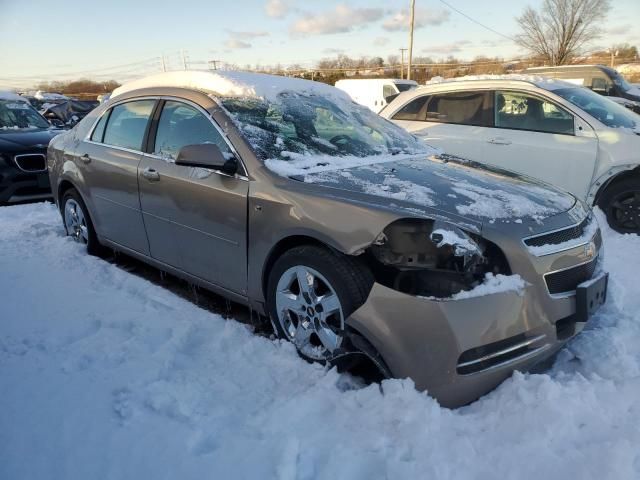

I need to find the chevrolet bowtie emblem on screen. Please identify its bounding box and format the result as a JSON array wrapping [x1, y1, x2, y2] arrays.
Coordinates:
[[584, 241, 596, 259]]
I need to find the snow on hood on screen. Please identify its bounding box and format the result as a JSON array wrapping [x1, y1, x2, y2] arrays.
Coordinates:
[[425, 74, 575, 91], [111, 70, 353, 104], [299, 154, 575, 224]]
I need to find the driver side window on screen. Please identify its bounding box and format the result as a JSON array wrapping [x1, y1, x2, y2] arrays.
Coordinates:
[[153, 101, 231, 161]]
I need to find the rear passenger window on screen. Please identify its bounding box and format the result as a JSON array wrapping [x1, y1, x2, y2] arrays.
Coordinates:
[[153, 101, 232, 161], [90, 111, 109, 142], [102, 100, 155, 151], [495, 91, 574, 135], [392, 96, 430, 121], [426, 91, 492, 126]]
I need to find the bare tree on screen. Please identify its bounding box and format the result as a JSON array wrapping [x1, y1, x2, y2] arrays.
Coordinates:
[[516, 0, 611, 65]]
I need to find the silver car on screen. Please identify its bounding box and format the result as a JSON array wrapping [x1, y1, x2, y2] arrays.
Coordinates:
[[47, 71, 608, 407]]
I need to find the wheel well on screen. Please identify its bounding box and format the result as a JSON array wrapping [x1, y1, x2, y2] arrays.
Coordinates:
[[261, 235, 338, 298], [57, 180, 76, 211], [594, 167, 640, 206]]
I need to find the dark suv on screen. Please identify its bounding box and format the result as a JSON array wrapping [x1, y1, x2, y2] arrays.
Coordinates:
[[0, 93, 61, 203]]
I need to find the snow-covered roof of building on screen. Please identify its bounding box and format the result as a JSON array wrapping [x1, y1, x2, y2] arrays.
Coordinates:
[[111, 70, 351, 102], [422, 74, 576, 91], [0, 91, 28, 102]]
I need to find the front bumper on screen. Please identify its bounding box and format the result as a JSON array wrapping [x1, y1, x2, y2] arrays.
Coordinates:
[[0, 166, 52, 203], [346, 271, 603, 408]]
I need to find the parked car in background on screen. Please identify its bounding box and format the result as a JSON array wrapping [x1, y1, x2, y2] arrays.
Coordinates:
[[335, 78, 417, 112], [48, 71, 607, 407], [40, 99, 100, 128], [524, 65, 640, 113], [382, 75, 640, 233], [0, 91, 61, 203]]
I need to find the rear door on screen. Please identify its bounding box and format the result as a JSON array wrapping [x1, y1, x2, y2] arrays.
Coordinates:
[[79, 99, 156, 254], [482, 90, 598, 198], [390, 90, 492, 161], [138, 99, 249, 294]]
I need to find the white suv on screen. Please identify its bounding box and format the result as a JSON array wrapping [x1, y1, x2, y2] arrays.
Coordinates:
[[382, 75, 640, 233]]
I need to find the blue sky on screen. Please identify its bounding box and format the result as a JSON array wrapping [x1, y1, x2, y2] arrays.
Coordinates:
[[0, 0, 638, 88]]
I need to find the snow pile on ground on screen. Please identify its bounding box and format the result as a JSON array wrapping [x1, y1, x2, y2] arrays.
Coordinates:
[[1, 204, 639, 480]]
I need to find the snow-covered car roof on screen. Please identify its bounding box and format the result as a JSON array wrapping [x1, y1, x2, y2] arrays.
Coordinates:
[[111, 70, 353, 103], [0, 91, 29, 102], [421, 74, 577, 92]]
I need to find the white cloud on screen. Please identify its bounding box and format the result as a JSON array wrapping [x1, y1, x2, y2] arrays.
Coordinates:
[[422, 40, 472, 55], [225, 39, 252, 49], [265, 0, 291, 19], [290, 5, 384, 36], [224, 30, 269, 49], [227, 30, 269, 40], [323, 48, 345, 55], [374, 37, 390, 46], [383, 8, 450, 32], [607, 24, 632, 36]]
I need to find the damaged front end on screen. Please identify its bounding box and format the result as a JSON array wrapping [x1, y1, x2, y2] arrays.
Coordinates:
[[365, 219, 511, 299]]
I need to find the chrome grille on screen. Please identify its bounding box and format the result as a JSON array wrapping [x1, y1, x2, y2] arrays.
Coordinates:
[[14, 154, 47, 172], [524, 216, 590, 247], [545, 257, 598, 295]]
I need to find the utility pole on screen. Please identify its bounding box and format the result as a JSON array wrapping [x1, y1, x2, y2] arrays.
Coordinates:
[[399, 48, 408, 79], [161, 55, 167, 72], [407, 0, 416, 80], [208, 60, 220, 71], [181, 50, 188, 70]]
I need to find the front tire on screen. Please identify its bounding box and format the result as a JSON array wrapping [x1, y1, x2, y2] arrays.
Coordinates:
[[599, 177, 640, 234], [61, 189, 102, 255], [266, 245, 373, 362]]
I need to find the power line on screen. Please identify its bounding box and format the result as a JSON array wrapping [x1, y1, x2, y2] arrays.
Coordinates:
[[437, 0, 516, 42]]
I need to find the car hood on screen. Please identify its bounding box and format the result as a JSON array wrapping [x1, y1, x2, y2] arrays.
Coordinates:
[[295, 154, 578, 234], [0, 128, 62, 152]]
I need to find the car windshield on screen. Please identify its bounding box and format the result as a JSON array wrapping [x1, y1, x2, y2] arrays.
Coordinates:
[[0, 100, 50, 130], [220, 92, 429, 162], [554, 87, 638, 129], [611, 71, 633, 93], [395, 83, 416, 92]]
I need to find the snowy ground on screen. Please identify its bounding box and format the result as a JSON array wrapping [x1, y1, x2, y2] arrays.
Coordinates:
[[1, 202, 639, 480]]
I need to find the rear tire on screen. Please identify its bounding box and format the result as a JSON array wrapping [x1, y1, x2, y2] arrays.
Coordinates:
[[598, 177, 640, 234], [266, 245, 373, 362], [61, 189, 102, 255]]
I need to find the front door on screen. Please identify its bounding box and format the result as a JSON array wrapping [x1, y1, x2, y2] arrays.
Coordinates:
[[79, 99, 156, 254], [138, 100, 249, 294], [482, 90, 598, 199]]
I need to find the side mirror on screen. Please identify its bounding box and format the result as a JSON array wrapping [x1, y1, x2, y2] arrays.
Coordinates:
[[176, 143, 238, 176]]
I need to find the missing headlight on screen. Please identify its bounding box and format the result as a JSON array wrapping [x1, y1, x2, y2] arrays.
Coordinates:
[[366, 218, 510, 298]]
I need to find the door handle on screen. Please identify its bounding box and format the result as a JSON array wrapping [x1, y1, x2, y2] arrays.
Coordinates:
[[487, 138, 512, 145], [80, 154, 91, 164], [142, 168, 160, 182]]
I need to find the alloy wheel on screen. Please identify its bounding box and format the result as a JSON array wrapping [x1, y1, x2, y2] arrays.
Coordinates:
[[64, 199, 89, 244], [608, 190, 640, 233], [275, 265, 344, 360]]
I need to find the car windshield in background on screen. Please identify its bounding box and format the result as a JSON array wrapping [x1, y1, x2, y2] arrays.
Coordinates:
[[395, 84, 416, 92], [0, 100, 50, 130], [611, 72, 633, 93], [220, 92, 428, 161], [554, 87, 638, 129]]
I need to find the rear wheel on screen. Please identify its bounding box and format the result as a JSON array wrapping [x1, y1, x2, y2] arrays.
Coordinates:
[[266, 245, 374, 362], [61, 189, 102, 255], [599, 177, 640, 234]]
